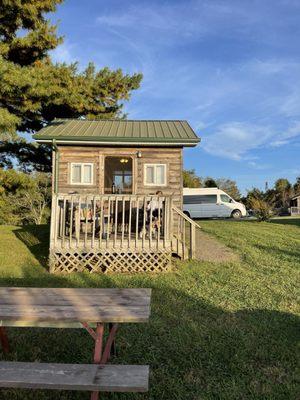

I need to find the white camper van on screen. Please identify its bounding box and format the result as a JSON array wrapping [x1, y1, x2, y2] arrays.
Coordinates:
[[183, 188, 247, 219]]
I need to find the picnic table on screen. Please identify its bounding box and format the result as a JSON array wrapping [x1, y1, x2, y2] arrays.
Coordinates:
[[0, 287, 151, 399]]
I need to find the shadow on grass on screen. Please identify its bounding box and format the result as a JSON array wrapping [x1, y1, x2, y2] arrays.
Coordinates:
[[0, 265, 298, 399], [13, 224, 50, 270], [255, 243, 300, 260], [270, 218, 300, 228]]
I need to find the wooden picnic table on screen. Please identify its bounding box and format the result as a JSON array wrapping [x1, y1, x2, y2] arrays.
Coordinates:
[[0, 287, 151, 399]]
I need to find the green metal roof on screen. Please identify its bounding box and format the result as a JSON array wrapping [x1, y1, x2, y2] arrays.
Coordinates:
[[33, 119, 200, 146]]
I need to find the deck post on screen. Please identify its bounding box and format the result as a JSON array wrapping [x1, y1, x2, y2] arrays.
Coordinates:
[[190, 223, 196, 259]]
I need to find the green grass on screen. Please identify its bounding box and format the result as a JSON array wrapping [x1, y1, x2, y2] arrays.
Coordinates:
[[0, 219, 299, 400]]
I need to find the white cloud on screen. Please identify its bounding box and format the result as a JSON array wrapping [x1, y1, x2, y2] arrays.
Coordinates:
[[96, 0, 300, 47], [279, 92, 300, 117], [202, 122, 274, 160], [203, 120, 300, 160], [270, 121, 300, 146], [247, 161, 271, 170], [50, 42, 75, 64]]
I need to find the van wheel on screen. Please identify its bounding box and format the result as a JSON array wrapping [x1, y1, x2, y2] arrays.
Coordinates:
[[231, 209, 242, 219], [183, 211, 191, 218]]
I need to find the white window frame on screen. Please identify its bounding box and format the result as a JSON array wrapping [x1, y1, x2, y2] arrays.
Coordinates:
[[70, 163, 94, 185], [144, 163, 167, 186]]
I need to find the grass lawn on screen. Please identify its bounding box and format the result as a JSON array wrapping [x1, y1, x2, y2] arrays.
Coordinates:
[[0, 218, 299, 399]]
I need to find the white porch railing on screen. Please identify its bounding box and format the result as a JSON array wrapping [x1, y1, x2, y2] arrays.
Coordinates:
[[290, 207, 300, 215], [50, 194, 173, 252], [171, 205, 201, 260]]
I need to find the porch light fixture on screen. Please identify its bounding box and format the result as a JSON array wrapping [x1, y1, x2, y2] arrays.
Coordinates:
[[137, 151, 142, 158], [120, 158, 129, 163]]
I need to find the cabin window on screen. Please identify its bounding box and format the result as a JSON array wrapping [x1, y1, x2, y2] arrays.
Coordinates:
[[144, 164, 167, 186], [70, 163, 93, 185]]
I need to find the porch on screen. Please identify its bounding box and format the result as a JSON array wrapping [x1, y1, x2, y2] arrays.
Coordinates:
[[49, 194, 199, 273], [290, 207, 300, 215]]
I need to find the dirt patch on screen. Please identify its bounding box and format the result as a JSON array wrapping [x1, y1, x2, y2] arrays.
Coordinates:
[[194, 228, 239, 263]]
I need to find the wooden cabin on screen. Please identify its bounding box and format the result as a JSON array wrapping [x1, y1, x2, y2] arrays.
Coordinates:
[[34, 119, 200, 273], [290, 194, 300, 215]]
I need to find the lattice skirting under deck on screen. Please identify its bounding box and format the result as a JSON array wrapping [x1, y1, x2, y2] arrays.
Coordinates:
[[49, 249, 172, 273]]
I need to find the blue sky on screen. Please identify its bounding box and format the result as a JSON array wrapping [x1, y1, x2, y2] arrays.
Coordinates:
[[50, 0, 300, 194]]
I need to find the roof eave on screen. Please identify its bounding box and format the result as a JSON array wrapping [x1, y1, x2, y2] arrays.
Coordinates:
[[35, 138, 199, 147]]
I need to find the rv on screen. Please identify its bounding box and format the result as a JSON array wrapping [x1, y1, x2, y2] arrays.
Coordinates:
[[183, 188, 247, 219]]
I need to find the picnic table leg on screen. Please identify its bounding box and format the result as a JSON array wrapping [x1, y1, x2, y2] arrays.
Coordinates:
[[0, 327, 9, 353], [81, 322, 118, 400], [101, 323, 118, 364], [91, 323, 104, 400], [93, 323, 104, 363]]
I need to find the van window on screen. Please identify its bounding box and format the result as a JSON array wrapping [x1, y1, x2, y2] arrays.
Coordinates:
[[220, 194, 231, 203], [183, 195, 217, 204]]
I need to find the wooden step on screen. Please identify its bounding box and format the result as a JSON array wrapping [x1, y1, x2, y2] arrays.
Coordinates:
[[0, 362, 149, 392]]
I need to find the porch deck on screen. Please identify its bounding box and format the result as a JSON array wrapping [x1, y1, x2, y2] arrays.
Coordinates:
[[49, 194, 199, 273], [50, 194, 173, 273], [290, 207, 300, 215]]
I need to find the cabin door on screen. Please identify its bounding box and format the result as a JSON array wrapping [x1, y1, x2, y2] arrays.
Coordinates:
[[104, 156, 133, 194]]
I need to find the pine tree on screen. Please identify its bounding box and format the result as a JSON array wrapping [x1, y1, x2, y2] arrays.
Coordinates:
[[0, 1, 143, 169]]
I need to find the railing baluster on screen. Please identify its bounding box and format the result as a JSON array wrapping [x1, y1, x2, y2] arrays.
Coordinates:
[[54, 195, 59, 248], [121, 196, 125, 248], [142, 196, 146, 250], [92, 196, 96, 248], [114, 197, 118, 247], [149, 196, 153, 249], [128, 197, 132, 248], [84, 196, 88, 248], [163, 197, 168, 248], [76, 197, 81, 246], [99, 197, 103, 249], [69, 196, 73, 248], [106, 198, 111, 247], [135, 198, 139, 248], [59, 200, 63, 238], [62, 198, 66, 248], [190, 223, 196, 258], [157, 196, 161, 249], [182, 215, 186, 259]]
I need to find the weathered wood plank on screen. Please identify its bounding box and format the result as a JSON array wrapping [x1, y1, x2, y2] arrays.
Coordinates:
[[0, 288, 151, 323], [0, 362, 149, 392], [0, 305, 150, 323], [0, 287, 151, 296]]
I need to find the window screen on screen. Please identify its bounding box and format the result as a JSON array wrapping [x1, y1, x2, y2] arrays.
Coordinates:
[[146, 165, 155, 184], [72, 165, 81, 183], [145, 164, 166, 185], [83, 164, 92, 184], [71, 163, 93, 184]]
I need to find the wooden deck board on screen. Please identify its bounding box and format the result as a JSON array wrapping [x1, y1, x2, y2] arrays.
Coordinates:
[[0, 362, 149, 392], [52, 237, 171, 251]]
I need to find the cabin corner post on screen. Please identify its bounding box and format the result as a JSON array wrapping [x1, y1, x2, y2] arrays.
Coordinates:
[[49, 193, 58, 273], [51, 139, 59, 194]]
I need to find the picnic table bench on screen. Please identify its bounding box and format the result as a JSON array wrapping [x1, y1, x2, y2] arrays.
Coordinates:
[[0, 287, 151, 399]]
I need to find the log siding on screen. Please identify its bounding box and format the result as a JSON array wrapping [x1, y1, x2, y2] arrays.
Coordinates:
[[56, 146, 183, 209]]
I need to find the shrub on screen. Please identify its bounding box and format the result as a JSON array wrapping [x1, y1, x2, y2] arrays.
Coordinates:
[[0, 169, 51, 225], [249, 197, 272, 221]]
